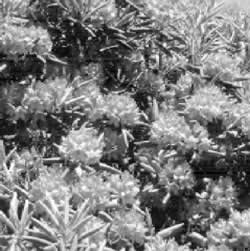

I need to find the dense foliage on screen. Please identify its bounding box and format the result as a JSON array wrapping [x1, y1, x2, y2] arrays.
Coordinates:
[[1, 0, 250, 250]]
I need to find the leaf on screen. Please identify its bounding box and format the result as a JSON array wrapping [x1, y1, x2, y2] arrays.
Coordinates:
[[151, 98, 159, 121], [22, 235, 54, 247], [78, 224, 106, 241], [72, 215, 93, 233], [70, 200, 90, 228], [117, 11, 136, 27], [98, 211, 113, 223], [20, 200, 32, 232], [31, 218, 57, 241], [189, 232, 208, 247], [157, 223, 184, 239], [81, 1, 109, 23], [64, 196, 70, 227], [0, 64, 7, 72], [98, 163, 121, 174], [0, 140, 6, 167], [9, 192, 19, 229], [0, 211, 16, 233], [70, 235, 79, 251], [59, 238, 67, 251], [37, 201, 60, 230]]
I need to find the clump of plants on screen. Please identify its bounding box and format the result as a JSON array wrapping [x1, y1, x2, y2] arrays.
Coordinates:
[[2, 0, 250, 250]]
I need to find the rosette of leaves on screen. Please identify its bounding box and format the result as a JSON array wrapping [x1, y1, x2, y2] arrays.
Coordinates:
[[158, 159, 195, 198], [19, 84, 54, 116], [140, 157, 195, 209], [29, 167, 70, 205], [202, 52, 242, 82], [0, 22, 52, 56], [72, 173, 112, 211], [207, 209, 250, 248], [169, 72, 194, 99], [109, 208, 148, 246], [0, 81, 27, 118], [29, 195, 109, 250], [207, 177, 237, 213], [185, 85, 235, 126], [150, 110, 198, 152], [72, 171, 140, 211], [18, 77, 77, 118], [190, 121, 211, 153], [59, 124, 105, 165], [91, 93, 141, 128], [108, 171, 140, 206], [145, 236, 191, 251]]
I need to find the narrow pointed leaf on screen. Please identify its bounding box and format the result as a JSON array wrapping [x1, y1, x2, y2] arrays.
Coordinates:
[[37, 201, 60, 229], [71, 200, 90, 227], [20, 200, 31, 231], [157, 223, 184, 239], [0, 211, 16, 232], [70, 235, 79, 251], [31, 218, 57, 241], [79, 224, 106, 241], [9, 192, 19, 228], [72, 215, 93, 232], [22, 235, 54, 246]]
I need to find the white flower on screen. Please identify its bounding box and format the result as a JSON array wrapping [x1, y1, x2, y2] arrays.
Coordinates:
[[185, 85, 235, 125], [0, 23, 52, 55], [91, 93, 141, 127], [59, 124, 104, 165]]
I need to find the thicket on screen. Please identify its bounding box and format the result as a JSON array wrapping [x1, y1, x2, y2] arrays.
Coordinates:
[[1, 0, 250, 250]]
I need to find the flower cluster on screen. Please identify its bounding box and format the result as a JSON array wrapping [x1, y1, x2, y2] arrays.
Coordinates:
[[207, 209, 250, 248], [208, 177, 237, 212], [72, 173, 112, 211], [158, 159, 195, 195], [15, 78, 73, 119], [29, 167, 70, 204], [203, 52, 242, 81], [0, 83, 26, 117], [20, 84, 54, 114], [150, 110, 194, 148], [59, 124, 105, 165], [173, 72, 195, 98], [110, 209, 148, 245], [72, 171, 140, 210], [108, 171, 140, 206], [150, 110, 210, 152], [145, 237, 191, 251], [0, 23, 52, 55], [190, 121, 211, 153], [185, 85, 235, 125], [91, 93, 141, 127]]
